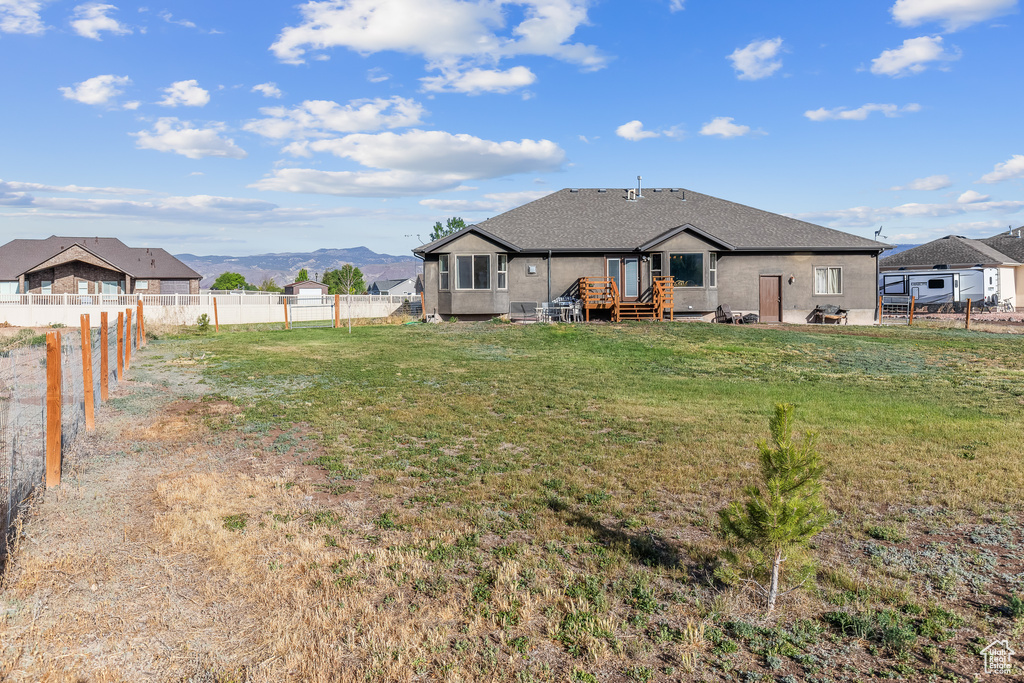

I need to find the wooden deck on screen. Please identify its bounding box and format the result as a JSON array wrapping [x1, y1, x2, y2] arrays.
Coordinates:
[[578, 276, 674, 322]]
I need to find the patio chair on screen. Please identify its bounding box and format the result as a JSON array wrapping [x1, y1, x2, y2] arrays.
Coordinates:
[[811, 303, 848, 324], [714, 305, 741, 323]]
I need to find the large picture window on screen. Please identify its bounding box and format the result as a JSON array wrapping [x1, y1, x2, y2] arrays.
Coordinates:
[[439, 254, 450, 291], [814, 266, 842, 295], [669, 253, 703, 287], [456, 254, 490, 290]]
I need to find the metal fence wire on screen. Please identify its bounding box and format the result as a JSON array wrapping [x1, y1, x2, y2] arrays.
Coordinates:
[[1, 315, 132, 571]]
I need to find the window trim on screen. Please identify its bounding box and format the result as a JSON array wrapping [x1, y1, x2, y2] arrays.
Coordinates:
[[439, 254, 450, 291], [497, 254, 508, 290], [668, 252, 705, 288], [135, 280, 149, 290], [813, 266, 843, 296], [41, 280, 52, 294], [708, 253, 717, 288], [455, 254, 491, 291]]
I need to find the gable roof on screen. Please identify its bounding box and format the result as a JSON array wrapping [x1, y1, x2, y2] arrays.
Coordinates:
[[0, 236, 202, 280], [982, 227, 1024, 263], [880, 235, 1020, 269], [369, 278, 413, 292], [414, 188, 887, 255]]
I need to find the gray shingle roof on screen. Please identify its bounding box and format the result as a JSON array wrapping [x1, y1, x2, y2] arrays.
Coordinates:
[[982, 228, 1024, 263], [415, 188, 886, 254], [369, 278, 410, 292], [0, 236, 202, 280], [880, 235, 1019, 269]]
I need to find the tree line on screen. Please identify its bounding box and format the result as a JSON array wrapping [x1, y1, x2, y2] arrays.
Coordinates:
[[210, 265, 366, 294]]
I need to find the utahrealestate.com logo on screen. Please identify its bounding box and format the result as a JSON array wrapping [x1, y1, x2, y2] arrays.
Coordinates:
[[980, 639, 1015, 675]]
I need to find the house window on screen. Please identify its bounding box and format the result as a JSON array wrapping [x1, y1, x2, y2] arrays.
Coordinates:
[[78, 281, 89, 295], [41, 280, 52, 294], [439, 254, 450, 291], [456, 255, 490, 290], [102, 281, 119, 294], [669, 253, 703, 287], [136, 280, 148, 290], [814, 267, 843, 295], [497, 254, 508, 290], [651, 253, 663, 277], [709, 253, 717, 288]]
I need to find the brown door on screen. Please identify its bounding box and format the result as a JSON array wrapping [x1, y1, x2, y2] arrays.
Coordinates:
[[759, 276, 781, 322]]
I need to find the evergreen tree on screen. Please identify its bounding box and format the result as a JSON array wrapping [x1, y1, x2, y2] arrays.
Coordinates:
[[429, 217, 466, 242], [718, 403, 832, 611]]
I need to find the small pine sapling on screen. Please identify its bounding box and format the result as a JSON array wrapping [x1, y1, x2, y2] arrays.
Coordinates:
[[718, 403, 832, 611]]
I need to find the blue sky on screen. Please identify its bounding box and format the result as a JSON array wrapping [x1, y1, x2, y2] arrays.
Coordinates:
[[0, 0, 1021, 255]]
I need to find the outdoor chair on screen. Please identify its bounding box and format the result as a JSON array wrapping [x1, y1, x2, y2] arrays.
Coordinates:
[[714, 305, 741, 323], [811, 303, 848, 324]]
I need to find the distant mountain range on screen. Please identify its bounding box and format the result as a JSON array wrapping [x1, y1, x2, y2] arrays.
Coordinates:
[[176, 247, 421, 289]]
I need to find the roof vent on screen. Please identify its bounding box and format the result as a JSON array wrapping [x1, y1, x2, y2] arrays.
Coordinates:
[[627, 189, 637, 200], [669, 188, 679, 193], [653, 188, 662, 193], [598, 188, 607, 193], [569, 188, 579, 193]]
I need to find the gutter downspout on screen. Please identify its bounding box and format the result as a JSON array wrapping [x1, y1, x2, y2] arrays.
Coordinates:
[[547, 250, 552, 304]]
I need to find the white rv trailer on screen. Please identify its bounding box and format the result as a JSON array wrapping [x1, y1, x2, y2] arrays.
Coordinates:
[[879, 267, 996, 305]]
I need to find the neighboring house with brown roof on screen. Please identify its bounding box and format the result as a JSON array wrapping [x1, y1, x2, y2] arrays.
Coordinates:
[[283, 280, 328, 296], [0, 236, 202, 296], [413, 186, 889, 324], [879, 233, 1022, 307]]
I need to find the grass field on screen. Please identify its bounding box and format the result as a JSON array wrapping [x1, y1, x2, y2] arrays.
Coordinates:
[[142, 320, 1024, 681], [19, 319, 1017, 681]]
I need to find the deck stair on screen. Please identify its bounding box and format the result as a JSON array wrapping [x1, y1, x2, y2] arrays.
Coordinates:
[[578, 275, 676, 322]]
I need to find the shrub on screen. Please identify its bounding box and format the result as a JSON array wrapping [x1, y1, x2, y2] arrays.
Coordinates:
[[197, 313, 211, 331]]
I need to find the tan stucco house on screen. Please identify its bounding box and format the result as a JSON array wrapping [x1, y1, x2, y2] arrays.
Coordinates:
[[0, 236, 202, 296], [414, 187, 888, 324]]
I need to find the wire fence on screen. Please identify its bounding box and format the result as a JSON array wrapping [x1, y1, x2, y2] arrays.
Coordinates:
[[0, 310, 139, 571]]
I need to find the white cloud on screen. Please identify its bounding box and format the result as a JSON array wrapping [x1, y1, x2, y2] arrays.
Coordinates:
[[615, 120, 659, 141], [957, 190, 991, 203], [59, 74, 131, 106], [419, 190, 552, 212], [421, 66, 536, 94], [794, 198, 1024, 228], [727, 37, 784, 80], [123, 100, 140, 110], [0, 179, 151, 195], [804, 102, 921, 121], [978, 154, 1024, 183], [132, 118, 247, 159], [70, 3, 131, 40], [0, 0, 46, 34], [159, 79, 210, 107], [890, 174, 952, 191], [244, 96, 425, 140], [699, 116, 754, 138], [253, 129, 565, 197], [158, 10, 196, 29], [891, 0, 1018, 32], [367, 67, 390, 82], [251, 82, 283, 98], [870, 36, 960, 77], [270, 0, 608, 77], [668, 0, 684, 11]]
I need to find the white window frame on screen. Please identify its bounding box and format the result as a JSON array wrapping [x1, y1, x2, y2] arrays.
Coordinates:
[[456, 254, 491, 290], [708, 253, 717, 288], [497, 254, 508, 290], [135, 280, 149, 290], [814, 266, 843, 295], [41, 280, 52, 294], [439, 254, 450, 291]]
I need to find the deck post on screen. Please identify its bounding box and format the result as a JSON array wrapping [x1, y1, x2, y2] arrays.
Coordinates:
[[908, 296, 915, 326]]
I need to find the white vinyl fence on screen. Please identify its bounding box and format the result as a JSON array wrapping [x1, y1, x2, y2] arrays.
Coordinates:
[[0, 293, 421, 327]]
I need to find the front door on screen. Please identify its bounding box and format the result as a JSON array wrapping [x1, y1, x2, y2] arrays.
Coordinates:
[[759, 275, 782, 322], [607, 257, 640, 301]]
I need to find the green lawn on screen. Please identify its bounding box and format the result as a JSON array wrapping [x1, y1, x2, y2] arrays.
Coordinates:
[[170, 321, 1024, 680]]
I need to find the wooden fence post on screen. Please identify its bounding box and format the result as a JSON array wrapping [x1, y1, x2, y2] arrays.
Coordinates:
[[100, 311, 109, 401], [80, 314, 95, 431], [283, 298, 290, 330], [117, 311, 124, 380], [909, 296, 915, 326], [125, 309, 133, 370], [878, 295, 883, 324], [45, 331, 62, 487], [334, 294, 340, 328], [213, 296, 220, 332], [966, 299, 972, 330], [137, 300, 145, 347]]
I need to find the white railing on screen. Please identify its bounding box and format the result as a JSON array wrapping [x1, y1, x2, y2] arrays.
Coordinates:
[[0, 293, 421, 327]]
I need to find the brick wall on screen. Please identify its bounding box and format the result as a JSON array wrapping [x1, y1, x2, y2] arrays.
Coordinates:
[[28, 264, 123, 294]]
